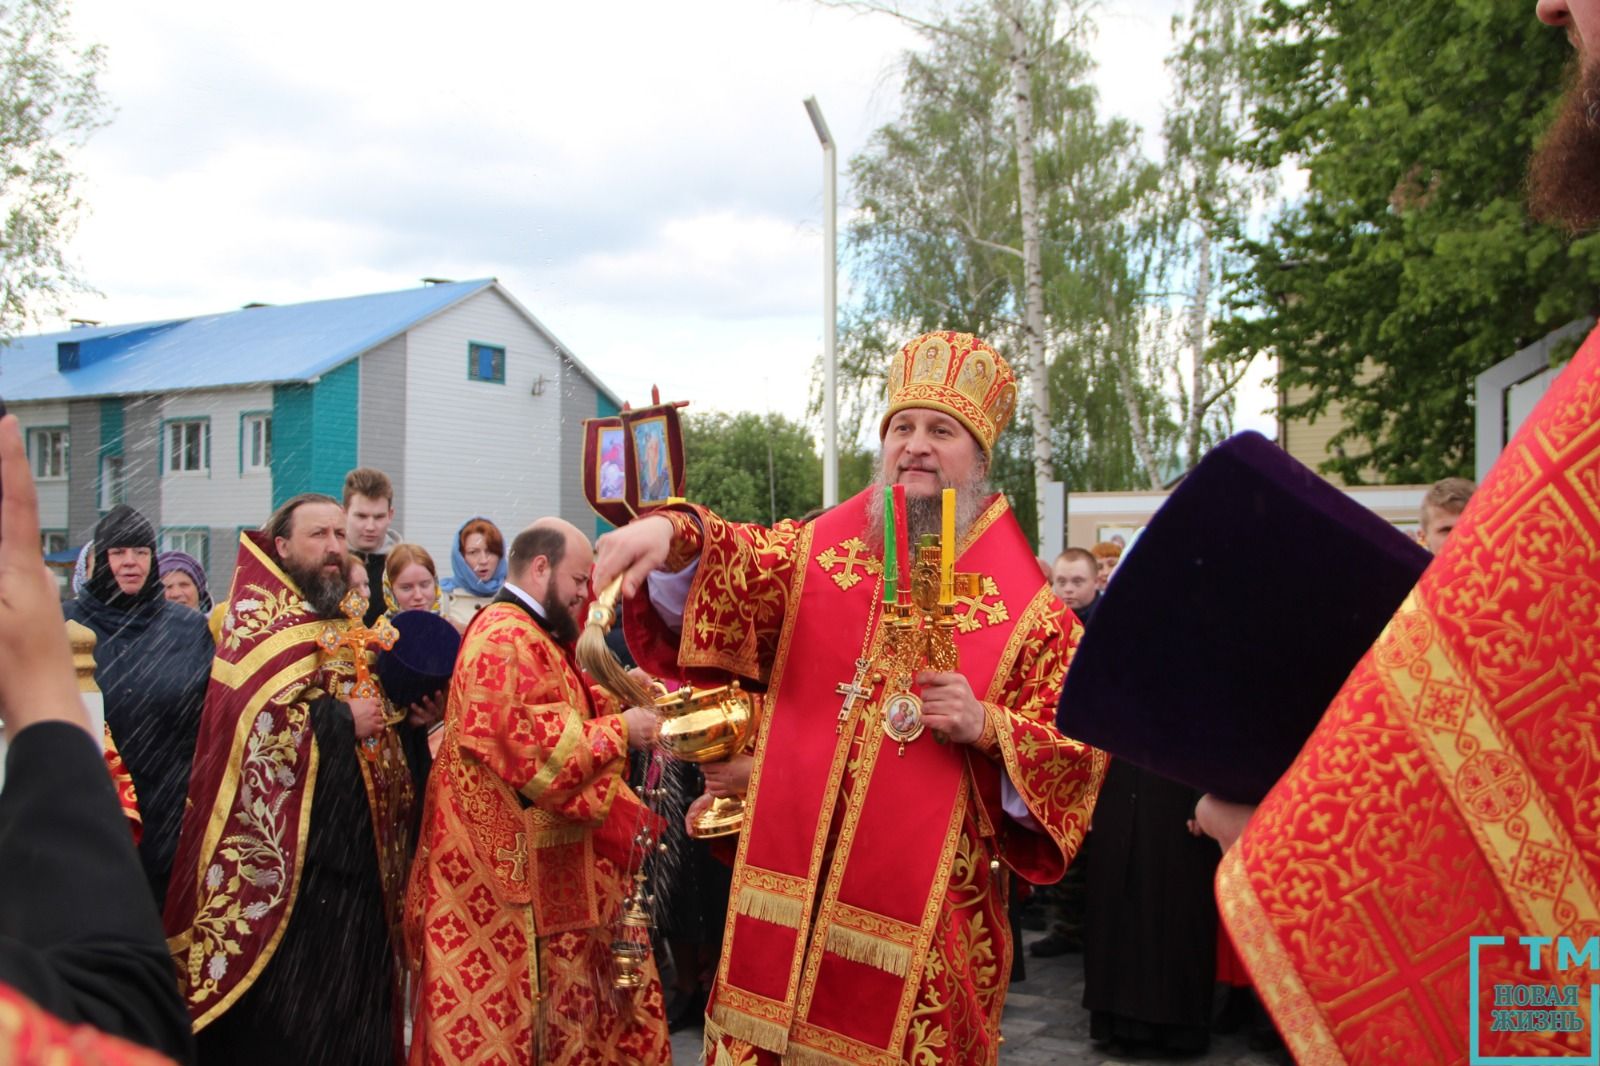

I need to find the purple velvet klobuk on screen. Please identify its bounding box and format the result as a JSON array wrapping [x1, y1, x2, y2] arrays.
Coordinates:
[[377, 610, 462, 709], [1056, 431, 1430, 804]]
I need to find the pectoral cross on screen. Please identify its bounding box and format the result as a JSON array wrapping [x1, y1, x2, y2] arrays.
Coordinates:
[[317, 589, 399, 700], [835, 658, 875, 733], [496, 832, 528, 883]]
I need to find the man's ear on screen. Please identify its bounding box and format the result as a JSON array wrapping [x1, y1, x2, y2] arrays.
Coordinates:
[[275, 536, 291, 559], [527, 554, 550, 584]]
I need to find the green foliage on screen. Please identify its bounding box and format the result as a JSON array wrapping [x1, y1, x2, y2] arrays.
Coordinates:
[[832, 0, 1183, 500], [682, 411, 827, 525], [1216, 0, 1599, 483], [0, 0, 106, 342]]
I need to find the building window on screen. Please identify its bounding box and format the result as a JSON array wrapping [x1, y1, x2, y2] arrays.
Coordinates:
[[28, 428, 69, 481], [161, 528, 209, 571], [242, 413, 272, 472], [468, 342, 506, 384], [99, 454, 127, 511], [166, 419, 210, 475], [41, 530, 69, 556]]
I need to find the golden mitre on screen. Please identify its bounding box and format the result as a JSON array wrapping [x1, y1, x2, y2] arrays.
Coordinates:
[[879, 331, 1019, 457]]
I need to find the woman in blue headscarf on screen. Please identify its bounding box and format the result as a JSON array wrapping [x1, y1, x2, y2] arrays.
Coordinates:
[[440, 516, 506, 629]]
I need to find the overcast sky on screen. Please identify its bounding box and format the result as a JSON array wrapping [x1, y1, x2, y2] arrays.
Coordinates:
[[50, 0, 1274, 433]]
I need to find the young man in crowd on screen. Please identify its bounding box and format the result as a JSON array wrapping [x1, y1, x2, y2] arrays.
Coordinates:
[[1418, 476, 1474, 553], [344, 467, 399, 625]]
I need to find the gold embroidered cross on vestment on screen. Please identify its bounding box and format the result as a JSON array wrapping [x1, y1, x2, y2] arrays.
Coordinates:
[[816, 537, 884, 591], [496, 832, 528, 883]]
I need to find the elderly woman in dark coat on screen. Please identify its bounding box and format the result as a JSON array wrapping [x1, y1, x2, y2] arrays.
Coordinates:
[[64, 505, 215, 908]]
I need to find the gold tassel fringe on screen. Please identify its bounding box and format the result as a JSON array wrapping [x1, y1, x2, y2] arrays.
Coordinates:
[[734, 886, 804, 929], [709, 1003, 790, 1053], [528, 824, 584, 848], [822, 925, 912, 977]]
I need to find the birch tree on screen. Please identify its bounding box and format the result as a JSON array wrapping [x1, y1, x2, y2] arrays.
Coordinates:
[[0, 0, 106, 343], [1158, 0, 1267, 470], [818, 0, 1175, 534]]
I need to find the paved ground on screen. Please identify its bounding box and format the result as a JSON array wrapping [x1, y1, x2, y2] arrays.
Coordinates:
[[669, 929, 1289, 1064]]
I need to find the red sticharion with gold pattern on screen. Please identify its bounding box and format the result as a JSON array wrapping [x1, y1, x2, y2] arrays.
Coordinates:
[[0, 984, 178, 1066], [403, 600, 670, 1066], [1221, 330, 1600, 1064]]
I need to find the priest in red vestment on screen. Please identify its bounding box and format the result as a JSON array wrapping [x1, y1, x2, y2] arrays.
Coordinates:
[[597, 332, 1106, 1066], [404, 518, 671, 1066]]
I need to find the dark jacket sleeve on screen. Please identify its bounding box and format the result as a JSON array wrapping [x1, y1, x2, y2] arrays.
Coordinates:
[[0, 721, 196, 1063]]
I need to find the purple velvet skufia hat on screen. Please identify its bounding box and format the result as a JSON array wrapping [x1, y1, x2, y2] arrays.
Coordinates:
[[1056, 431, 1430, 804], [377, 610, 462, 709]]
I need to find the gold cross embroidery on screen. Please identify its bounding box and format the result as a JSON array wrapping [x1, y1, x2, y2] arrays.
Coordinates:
[[953, 576, 1008, 634], [816, 537, 883, 591], [496, 832, 528, 882]]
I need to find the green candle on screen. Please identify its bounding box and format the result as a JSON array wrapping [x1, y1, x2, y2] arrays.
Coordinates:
[[883, 484, 898, 603]]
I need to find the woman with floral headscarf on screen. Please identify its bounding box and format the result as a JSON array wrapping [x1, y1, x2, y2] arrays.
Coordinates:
[[382, 543, 450, 621]]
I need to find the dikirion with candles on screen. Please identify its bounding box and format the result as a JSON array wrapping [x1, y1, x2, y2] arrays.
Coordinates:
[[594, 330, 1107, 1066]]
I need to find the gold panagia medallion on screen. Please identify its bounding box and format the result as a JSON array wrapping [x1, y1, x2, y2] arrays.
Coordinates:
[[882, 691, 925, 747]]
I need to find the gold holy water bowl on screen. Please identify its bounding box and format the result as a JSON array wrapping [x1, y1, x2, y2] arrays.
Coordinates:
[[654, 681, 757, 839]]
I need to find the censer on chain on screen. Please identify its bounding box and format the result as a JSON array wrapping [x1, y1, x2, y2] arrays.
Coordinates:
[[610, 872, 653, 989]]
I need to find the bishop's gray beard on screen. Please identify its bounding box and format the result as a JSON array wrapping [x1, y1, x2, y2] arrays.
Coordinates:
[[862, 467, 991, 554]]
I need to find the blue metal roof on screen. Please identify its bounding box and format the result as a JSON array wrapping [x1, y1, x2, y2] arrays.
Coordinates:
[[0, 279, 494, 401]]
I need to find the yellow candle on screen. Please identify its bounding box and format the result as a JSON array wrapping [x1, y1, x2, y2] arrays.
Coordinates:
[[940, 487, 956, 604]]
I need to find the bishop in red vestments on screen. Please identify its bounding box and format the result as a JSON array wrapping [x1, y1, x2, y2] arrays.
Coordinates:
[[599, 333, 1106, 1066]]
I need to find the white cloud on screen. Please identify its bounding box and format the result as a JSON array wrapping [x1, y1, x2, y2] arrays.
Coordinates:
[[52, 0, 1203, 431]]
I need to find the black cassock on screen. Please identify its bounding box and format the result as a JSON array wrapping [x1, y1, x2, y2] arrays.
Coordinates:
[[65, 589, 213, 908], [1082, 757, 1221, 1053], [194, 697, 398, 1066], [0, 721, 195, 1061]]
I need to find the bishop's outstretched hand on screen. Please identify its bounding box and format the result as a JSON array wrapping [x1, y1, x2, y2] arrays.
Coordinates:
[[593, 515, 674, 599]]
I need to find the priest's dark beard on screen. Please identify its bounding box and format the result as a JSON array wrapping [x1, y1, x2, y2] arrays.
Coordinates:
[[1529, 56, 1600, 234], [863, 466, 990, 552], [285, 555, 352, 618], [542, 585, 579, 644]]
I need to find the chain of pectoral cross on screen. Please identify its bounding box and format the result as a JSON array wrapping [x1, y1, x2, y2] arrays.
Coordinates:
[[835, 576, 887, 734]]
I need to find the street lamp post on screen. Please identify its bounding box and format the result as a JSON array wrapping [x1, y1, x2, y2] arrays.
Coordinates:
[[804, 95, 838, 507]]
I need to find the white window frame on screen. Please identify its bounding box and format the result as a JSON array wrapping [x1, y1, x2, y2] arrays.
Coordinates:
[[99, 453, 127, 511], [160, 528, 210, 570], [41, 530, 69, 555], [242, 413, 271, 473], [165, 419, 210, 477], [28, 427, 69, 481]]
